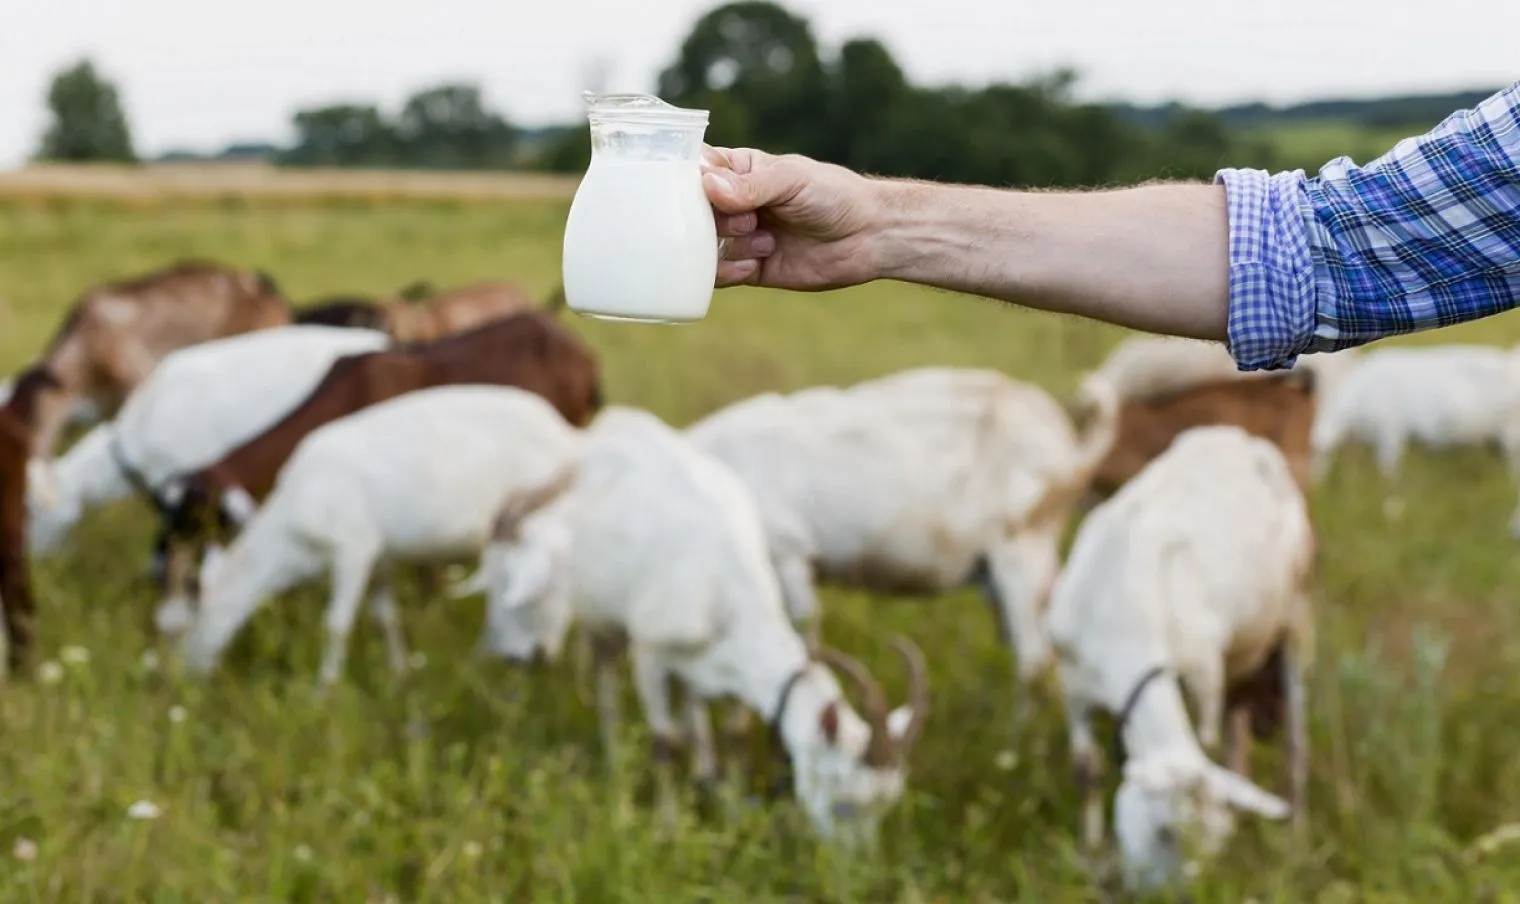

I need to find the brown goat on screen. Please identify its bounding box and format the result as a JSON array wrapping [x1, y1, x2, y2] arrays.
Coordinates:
[[290, 280, 565, 344], [5, 259, 292, 461], [0, 407, 36, 676], [153, 309, 604, 611], [1084, 368, 1318, 504]]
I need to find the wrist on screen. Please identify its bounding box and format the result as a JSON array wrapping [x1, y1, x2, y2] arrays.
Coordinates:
[[863, 177, 989, 287]]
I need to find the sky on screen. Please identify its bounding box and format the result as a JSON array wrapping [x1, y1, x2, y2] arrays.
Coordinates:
[[1, 0, 1514, 168]]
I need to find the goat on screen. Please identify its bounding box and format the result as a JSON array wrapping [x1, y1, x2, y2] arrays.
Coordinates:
[[293, 279, 558, 344], [1048, 424, 1312, 893], [0, 407, 36, 677], [455, 405, 927, 847], [154, 310, 604, 628], [25, 326, 392, 593], [1086, 335, 1255, 403], [176, 384, 585, 685], [685, 365, 1118, 686], [1086, 369, 1318, 503], [3, 259, 293, 461], [1310, 343, 1520, 478]]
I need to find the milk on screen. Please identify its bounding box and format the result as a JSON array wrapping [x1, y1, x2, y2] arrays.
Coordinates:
[[562, 158, 719, 323]]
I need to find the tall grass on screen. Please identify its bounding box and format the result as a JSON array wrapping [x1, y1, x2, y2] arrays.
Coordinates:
[[3, 196, 1520, 901]]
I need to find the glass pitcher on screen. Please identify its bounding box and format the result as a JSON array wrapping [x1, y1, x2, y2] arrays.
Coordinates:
[[561, 92, 730, 324]]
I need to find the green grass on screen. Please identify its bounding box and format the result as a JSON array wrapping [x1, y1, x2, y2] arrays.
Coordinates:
[[6, 195, 1520, 902], [1247, 120, 1425, 173]]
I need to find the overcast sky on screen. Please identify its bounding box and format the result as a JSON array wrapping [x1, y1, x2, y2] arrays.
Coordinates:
[[2, 0, 1514, 168]]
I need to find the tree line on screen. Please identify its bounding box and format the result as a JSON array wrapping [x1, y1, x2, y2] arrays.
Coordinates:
[[33, 1, 1501, 189]]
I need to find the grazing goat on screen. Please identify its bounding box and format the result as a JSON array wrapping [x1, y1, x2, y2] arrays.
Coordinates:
[[456, 406, 927, 847], [0, 407, 36, 677], [1086, 335, 1255, 402], [25, 326, 392, 592], [1086, 369, 1318, 502], [294, 280, 557, 344], [154, 310, 603, 625], [177, 385, 585, 685], [4, 260, 292, 461], [1088, 333, 1358, 412], [686, 366, 1118, 685], [1048, 425, 1312, 893], [1310, 344, 1520, 479]]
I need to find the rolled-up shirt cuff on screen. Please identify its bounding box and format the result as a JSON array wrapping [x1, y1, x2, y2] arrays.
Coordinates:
[[1212, 166, 1319, 371]]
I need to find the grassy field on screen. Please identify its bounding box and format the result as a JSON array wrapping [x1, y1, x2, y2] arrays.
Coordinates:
[[6, 186, 1520, 903], [1247, 120, 1425, 173]]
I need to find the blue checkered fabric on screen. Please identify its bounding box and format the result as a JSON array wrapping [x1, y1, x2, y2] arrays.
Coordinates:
[[1214, 80, 1520, 371]]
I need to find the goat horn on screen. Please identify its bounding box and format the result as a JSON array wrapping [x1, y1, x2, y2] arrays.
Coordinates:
[[816, 645, 893, 767], [891, 634, 929, 758]]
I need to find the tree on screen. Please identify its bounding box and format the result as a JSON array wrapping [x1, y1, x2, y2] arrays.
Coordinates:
[[657, 0, 829, 155], [278, 104, 397, 167], [36, 59, 136, 163], [394, 83, 515, 170]]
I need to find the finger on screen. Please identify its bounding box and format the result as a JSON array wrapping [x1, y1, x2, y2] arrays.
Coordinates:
[[716, 259, 759, 287], [701, 145, 735, 170], [724, 231, 775, 260], [715, 211, 758, 238]]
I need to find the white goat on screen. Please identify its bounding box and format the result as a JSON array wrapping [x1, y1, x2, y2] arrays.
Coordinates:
[[26, 325, 391, 559], [1308, 344, 1520, 506], [177, 384, 583, 685], [685, 365, 1117, 684], [1047, 424, 1313, 893], [1086, 335, 1253, 402], [1087, 333, 1360, 411], [456, 405, 928, 847]]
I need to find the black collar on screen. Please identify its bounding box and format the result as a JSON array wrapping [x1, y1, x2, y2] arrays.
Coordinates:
[[763, 663, 813, 799], [108, 432, 164, 511], [1111, 664, 1169, 768]]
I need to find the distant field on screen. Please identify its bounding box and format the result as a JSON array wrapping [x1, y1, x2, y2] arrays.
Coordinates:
[[4, 187, 1520, 901], [0, 162, 581, 205], [1247, 119, 1431, 172]]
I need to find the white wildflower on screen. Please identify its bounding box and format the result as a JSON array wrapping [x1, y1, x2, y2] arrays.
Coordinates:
[[140, 650, 160, 672], [293, 843, 313, 863], [407, 651, 428, 671], [126, 800, 161, 820], [462, 840, 483, 859], [994, 750, 1018, 771], [12, 837, 36, 862], [37, 661, 63, 685], [168, 705, 187, 724]]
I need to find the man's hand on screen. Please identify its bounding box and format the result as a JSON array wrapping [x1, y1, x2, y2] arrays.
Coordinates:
[[701, 146, 889, 291]]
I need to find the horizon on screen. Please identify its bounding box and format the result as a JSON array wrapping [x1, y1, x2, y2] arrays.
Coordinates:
[[4, 0, 1514, 168]]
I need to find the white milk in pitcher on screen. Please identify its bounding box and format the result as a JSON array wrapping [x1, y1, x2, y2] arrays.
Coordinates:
[[561, 157, 719, 323]]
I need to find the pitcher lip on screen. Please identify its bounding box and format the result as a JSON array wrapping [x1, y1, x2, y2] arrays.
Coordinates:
[[582, 91, 709, 127]]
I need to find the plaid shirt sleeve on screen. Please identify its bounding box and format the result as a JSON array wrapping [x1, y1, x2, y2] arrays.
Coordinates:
[[1213, 80, 1520, 371]]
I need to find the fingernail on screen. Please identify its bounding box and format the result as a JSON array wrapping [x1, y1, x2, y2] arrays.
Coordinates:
[[750, 232, 776, 255]]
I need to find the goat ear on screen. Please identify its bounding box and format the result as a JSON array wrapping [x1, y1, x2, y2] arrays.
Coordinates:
[[819, 701, 841, 744], [1204, 763, 1290, 819], [886, 704, 913, 743]]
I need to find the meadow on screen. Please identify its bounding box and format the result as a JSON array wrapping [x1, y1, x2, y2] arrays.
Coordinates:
[[5, 172, 1520, 902]]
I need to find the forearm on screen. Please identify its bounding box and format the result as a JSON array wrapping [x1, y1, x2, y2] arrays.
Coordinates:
[[868, 179, 1232, 342]]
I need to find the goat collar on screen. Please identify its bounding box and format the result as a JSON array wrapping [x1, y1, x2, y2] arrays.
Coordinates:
[[1112, 664, 1169, 767], [769, 663, 813, 734], [108, 432, 166, 512], [763, 662, 815, 800]]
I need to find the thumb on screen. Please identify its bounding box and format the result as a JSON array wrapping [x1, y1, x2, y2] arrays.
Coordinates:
[[703, 157, 796, 215]]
